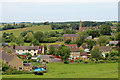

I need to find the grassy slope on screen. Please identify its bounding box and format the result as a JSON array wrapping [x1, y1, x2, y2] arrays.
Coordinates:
[[2, 63, 118, 78], [2, 25, 63, 36]]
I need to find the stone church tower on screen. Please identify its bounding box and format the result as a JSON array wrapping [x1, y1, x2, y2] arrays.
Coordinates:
[[79, 21, 82, 33]]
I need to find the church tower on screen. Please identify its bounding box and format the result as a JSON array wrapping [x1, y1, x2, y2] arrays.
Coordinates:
[[79, 21, 82, 33]]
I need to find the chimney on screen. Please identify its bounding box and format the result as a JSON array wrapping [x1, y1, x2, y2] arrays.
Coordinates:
[[32, 44, 34, 47]]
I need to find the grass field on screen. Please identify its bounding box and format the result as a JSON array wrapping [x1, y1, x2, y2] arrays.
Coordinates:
[[2, 62, 118, 78], [2, 25, 63, 36]]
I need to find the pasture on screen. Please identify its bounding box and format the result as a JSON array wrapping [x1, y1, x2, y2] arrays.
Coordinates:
[[2, 62, 118, 78]]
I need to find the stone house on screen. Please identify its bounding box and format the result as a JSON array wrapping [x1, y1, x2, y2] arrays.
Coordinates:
[[63, 34, 78, 41], [2, 52, 33, 71], [15, 45, 44, 56]]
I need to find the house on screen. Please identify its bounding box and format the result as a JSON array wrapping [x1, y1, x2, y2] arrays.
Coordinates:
[[109, 41, 119, 45], [2, 52, 33, 71], [93, 38, 99, 41], [99, 46, 112, 57], [39, 55, 62, 62], [66, 44, 80, 60], [111, 33, 116, 36], [63, 21, 83, 42], [15, 45, 44, 56], [86, 36, 92, 40], [79, 52, 88, 60], [63, 34, 78, 41], [47, 44, 60, 50]]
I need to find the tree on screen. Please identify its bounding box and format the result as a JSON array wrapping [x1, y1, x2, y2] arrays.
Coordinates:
[[86, 39, 96, 50], [24, 32, 34, 43], [100, 24, 111, 35], [44, 44, 47, 54], [25, 52, 32, 60], [90, 46, 102, 61], [89, 30, 100, 38], [49, 45, 56, 55], [76, 32, 87, 47], [115, 32, 120, 40], [15, 36, 24, 46], [97, 36, 109, 46], [116, 23, 120, 32], [30, 39, 39, 46], [65, 39, 71, 44], [20, 30, 33, 37], [57, 44, 70, 61], [34, 31, 44, 42], [110, 50, 119, 57]]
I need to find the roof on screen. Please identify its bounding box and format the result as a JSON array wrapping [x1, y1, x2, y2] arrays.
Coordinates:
[[70, 47, 80, 52], [65, 44, 77, 47], [15, 46, 39, 50], [99, 46, 111, 51], [47, 44, 60, 50], [65, 44, 80, 52], [63, 34, 78, 37], [23, 63, 32, 66], [2, 52, 15, 62], [109, 41, 119, 44], [39, 55, 54, 59], [80, 52, 88, 56]]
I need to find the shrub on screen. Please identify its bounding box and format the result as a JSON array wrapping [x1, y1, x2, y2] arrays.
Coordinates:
[[64, 60, 69, 64]]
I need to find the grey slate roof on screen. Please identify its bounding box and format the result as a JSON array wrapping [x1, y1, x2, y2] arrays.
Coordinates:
[[2, 52, 15, 62], [63, 34, 78, 37], [15, 46, 39, 50]]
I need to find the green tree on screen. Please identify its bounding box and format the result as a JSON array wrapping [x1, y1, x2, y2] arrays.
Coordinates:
[[89, 30, 100, 38], [116, 23, 120, 32], [115, 32, 120, 40], [30, 39, 39, 46], [15, 36, 24, 46], [97, 36, 109, 46], [65, 39, 71, 44], [57, 44, 70, 61], [100, 24, 111, 35], [76, 32, 87, 47], [25, 52, 32, 60], [34, 31, 44, 42], [86, 39, 96, 50], [110, 50, 119, 57], [24, 32, 34, 43], [49, 45, 56, 55], [90, 46, 102, 61]]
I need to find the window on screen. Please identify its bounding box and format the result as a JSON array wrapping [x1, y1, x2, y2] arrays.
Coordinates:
[[34, 53, 36, 55], [19, 67, 22, 70], [28, 50, 31, 51], [77, 56, 79, 58]]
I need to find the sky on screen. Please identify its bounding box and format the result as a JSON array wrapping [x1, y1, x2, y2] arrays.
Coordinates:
[[0, 0, 119, 22]]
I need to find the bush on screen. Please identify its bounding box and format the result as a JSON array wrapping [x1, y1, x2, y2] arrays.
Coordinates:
[[31, 59, 37, 62], [64, 60, 69, 64]]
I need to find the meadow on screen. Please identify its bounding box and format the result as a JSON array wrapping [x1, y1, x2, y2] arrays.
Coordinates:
[[2, 25, 63, 36], [2, 62, 118, 78]]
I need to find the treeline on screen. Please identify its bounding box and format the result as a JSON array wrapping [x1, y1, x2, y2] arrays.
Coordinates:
[[1, 21, 114, 31], [2, 30, 64, 45], [51, 21, 113, 30]]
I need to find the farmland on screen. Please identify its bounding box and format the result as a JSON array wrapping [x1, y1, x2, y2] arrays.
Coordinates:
[[2, 25, 63, 36], [2, 62, 118, 78]]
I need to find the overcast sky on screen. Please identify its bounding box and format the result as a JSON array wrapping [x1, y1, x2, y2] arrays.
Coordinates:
[[1, 1, 118, 22]]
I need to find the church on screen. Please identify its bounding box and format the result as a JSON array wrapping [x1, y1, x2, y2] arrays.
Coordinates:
[[63, 21, 83, 42]]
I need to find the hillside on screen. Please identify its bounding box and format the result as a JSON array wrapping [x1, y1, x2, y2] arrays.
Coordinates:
[[2, 25, 63, 36]]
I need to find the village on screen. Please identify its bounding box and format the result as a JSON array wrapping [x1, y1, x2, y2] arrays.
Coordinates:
[[1, 20, 120, 77]]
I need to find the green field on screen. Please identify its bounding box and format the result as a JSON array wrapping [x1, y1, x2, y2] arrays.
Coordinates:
[[2, 25, 63, 36], [2, 63, 118, 78]]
